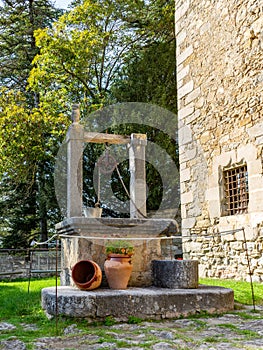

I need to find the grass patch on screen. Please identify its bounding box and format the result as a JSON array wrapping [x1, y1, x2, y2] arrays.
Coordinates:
[[127, 315, 142, 324], [203, 336, 220, 343], [234, 311, 263, 320], [0, 277, 75, 343], [218, 324, 258, 338], [199, 278, 263, 305], [103, 316, 116, 326], [193, 319, 207, 329], [0, 277, 262, 348]]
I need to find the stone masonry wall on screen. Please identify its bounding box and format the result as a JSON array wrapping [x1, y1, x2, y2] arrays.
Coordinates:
[[0, 250, 61, 280], [175, 0, 263, 281]]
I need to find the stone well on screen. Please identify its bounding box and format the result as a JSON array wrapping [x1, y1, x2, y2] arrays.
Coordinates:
[[42, 106, 234, 321], [56, 217, 179, 287]]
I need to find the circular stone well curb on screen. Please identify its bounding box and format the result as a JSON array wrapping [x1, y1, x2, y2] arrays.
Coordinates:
[[42, 285, 234, 321]]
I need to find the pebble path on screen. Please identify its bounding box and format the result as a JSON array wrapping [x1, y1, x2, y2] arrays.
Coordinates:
[[0, 306, 262, 349]]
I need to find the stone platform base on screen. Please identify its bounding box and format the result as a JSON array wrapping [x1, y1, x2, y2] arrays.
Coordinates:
[[42, 285, 234, 321]]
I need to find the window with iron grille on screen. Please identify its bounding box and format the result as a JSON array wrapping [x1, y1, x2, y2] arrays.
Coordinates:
[[223, 164, 249, 215]]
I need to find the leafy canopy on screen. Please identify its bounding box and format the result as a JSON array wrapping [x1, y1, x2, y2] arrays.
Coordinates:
[[29, 0, 149, 112]]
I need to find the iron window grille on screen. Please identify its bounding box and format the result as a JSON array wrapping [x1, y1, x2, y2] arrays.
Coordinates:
[[223, 164, 249, 215]]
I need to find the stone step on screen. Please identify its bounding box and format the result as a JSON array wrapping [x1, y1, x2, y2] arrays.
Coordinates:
[[42, 285, 234, 322]]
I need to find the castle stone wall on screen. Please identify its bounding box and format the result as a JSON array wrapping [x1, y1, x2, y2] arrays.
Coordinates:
[[175, 0, 263, 281]]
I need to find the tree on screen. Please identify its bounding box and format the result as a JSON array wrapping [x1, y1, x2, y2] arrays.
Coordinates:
[[107, 0, 178, 214], [29, 0, 178, 218], [0, 0, 62, 97], [111, 41, 177, 113], [0, 0, 68, 248], [28, 0, 151, 113], [111, 0, 176, 112]]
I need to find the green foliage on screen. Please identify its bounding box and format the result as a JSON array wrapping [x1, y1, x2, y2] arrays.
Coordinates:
[[0, 1, 68, 247], [0, 89, 68, 181], [111, 0, 176, 113], [218, 324, 258, 337], [0, 179, 38, 248], [0, 0, 62, 95], [0, 88, 69, 247], [202, 336, 221, 343], [1, 0, 178, 246], [128, 315, 142, 324], [108, 123, 178, 213], [105, 240, 134, 256], [29, 0, 147, 113], [199, 278, 263, 306], [103, 315, 116, 326], [112, 36, 176, 113], [0, 278, 262, 347]]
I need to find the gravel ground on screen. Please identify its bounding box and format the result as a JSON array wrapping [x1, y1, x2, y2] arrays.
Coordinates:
[[1, 306, 263, 350]]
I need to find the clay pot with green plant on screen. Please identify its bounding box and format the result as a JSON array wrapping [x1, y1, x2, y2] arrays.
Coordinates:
[[104, 240, 134, 289]]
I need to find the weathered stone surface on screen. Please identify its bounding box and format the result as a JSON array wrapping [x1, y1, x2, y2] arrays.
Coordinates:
[[4, 306, 263, 349], [42, 285, 234, 321], [176, 0, 263, 282], [0, 323, 16, 332], [0, 338, 26, 350], [152, 260, 199, 289], [0, 251, 60, 281], [56, 217, 178, 237], [58, 217, 179, 288]]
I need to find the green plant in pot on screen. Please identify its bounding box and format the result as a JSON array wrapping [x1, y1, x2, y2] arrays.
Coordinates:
[[105, 240, 134, 257], [104, 240, 134, 289]]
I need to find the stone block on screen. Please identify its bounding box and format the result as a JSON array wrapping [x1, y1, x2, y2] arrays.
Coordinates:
[[178, 105, 194, 120], [237, 144, 257, 163], [175, 0, 190, 23], [255, 136, 263, 145], [205, 187, 219, 201], [178, 80, 194, 100], [248, 159, 263, 176], [249, 189, 263, 212], [247, 122, 263, 139], [239, 116, 252, 127], [152, 260, 199, 288], [219, 134, 230, 144], [176, 30, 187, 46], [248, 175, 263, 191], [185, 87, 201, 105], [178, 125, 193, 145], [181, 191, 193, 204], [186, 109, 201, 124], [177, 64, 189, 81], [181, 204, 187, 219], [177, 45, 194, 66], [175, 21, 182, 36], [213, 150, 237, 171], [230, 241, 244, 251], [177, 79, 183, 89], [180, 167, 191, 182], [180, 146, 197, 162]]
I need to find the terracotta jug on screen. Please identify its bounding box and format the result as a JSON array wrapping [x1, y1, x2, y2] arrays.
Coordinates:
[[72, 260, 102, 290], [104, 254, 133, 289]]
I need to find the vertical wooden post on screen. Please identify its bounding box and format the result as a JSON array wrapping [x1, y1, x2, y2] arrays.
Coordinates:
[[129, 133, 147, 218], [66, 105, 84, 217]]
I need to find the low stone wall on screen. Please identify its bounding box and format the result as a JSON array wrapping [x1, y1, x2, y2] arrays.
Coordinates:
[[183, 225, 263, 283], [0, 250, 61, 280]]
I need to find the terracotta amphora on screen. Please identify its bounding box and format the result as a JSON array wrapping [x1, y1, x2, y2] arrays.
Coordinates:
[[104, 254, 133, 289]]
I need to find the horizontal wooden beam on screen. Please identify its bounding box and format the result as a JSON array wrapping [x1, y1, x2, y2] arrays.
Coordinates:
[[84, 131, 131, 144]]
